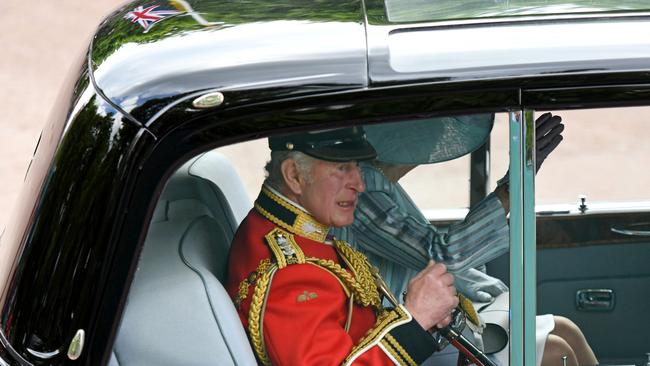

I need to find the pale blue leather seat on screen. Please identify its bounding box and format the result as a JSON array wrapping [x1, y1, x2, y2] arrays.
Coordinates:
[[110, 151, 255, 366]]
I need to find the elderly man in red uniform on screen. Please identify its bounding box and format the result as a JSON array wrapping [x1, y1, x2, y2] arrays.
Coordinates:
[[226, 127, 458, 365]]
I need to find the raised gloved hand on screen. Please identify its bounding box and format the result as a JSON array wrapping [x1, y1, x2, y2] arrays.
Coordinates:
[[535, 112, 564, 172], [454, 268, 508, 303], [497, 112, 565, 188]]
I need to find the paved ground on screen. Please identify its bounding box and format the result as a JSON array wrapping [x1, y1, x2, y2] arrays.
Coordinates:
[[0, 1, 127, 227], [1, 1, 649, 230]]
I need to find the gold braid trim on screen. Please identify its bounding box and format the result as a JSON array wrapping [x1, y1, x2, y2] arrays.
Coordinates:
[[248, 261, 278, 366], [305, 257, 380, 308], [384, 334, 418, 366], [255, 187, 328, 242], [245, 229, 391, 364], [235, 259, 273, 309], [264, 228, 305, 269], [267, 232, 286, 268], [342, 306, 412, 366], [350, 310, 398, 354], [242, 255, 382, 364], [380, 338, 408, 366], [333, 240, 382, 308], [304, 262, 351, 298], [236, 279, 249, 309]]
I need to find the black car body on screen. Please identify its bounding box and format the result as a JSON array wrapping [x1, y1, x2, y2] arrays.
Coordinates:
[[2, 1, 650, 365]]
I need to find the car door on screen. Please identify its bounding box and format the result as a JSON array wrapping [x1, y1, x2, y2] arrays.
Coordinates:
[[420, 105, 650, 365], [534, 106, 650, 366], [480, 106, 650, 365]]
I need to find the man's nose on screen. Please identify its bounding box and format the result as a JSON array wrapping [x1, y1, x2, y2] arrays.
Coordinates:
[[348, 166, 365, 192]]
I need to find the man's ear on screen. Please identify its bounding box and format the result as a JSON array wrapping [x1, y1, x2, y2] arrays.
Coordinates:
[[281, 159, 303, 196]]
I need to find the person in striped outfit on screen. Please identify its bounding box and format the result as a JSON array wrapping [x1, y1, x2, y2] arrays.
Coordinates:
[[332, 113, 598, 366]]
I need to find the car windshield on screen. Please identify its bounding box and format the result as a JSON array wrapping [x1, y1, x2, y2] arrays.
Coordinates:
[[384, 0, 650, 23]]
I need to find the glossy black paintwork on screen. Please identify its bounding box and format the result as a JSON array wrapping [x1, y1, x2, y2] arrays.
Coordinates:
[[91, 0, 368, 126], [0, 53, 150, 364], [90, 0, 650, 133], [0, 49, 90, 355], [3, 0, 650, 365], [522, 82, 650, 110]]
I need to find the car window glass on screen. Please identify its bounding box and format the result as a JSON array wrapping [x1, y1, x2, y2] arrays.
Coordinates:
[[115, 114, 513, 364], [535, 107, 650, 207], [488, 113, 509, 190], [397, 155, 469, 211], [532, 106, 650, 366], [218, 138, 269, 201], [401, 112, 513, 214], [383, 0, 650, 23]]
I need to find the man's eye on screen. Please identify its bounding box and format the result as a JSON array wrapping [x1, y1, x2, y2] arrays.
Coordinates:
[[337, 162, 359, 173]]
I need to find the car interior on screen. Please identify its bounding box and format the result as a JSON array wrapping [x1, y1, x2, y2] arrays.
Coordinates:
[[111, 108, 650, 366], [109, 151, 256, 366]]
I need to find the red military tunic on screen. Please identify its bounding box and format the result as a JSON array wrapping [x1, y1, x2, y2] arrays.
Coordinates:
[[226, 186, 437, 365]]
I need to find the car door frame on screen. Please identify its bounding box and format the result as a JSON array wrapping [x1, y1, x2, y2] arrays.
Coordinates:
[[93, 79, 650, 365]]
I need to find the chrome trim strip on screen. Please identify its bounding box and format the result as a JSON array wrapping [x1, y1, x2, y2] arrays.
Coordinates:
[[26, 348, 59, 359], [388, 20, 650, 74], [0, 327, 33, 365], [611, 225, 650, 237], [384, 12, 650, 31], [423, 202, 650, 221]]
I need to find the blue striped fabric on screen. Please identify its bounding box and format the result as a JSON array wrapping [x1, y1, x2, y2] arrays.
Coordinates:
[[331, 163, 509, 297]]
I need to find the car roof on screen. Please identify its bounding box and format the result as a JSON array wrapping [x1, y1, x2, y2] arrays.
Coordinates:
[[90, 0, 368, 125], [90, 1, 650, 127]]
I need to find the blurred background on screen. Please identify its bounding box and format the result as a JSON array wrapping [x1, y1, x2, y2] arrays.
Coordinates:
[[0, 1, 127, 227]]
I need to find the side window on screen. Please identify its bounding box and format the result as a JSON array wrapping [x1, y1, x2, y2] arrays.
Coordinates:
[[533, 107, 650, 366], [535, 107, 650, 206], [488, 113, 510, 190], [113, 115, 514, 365], [399, 154, 470, 211], [218, 138, 269, 201], [404, 112, 511, 214]]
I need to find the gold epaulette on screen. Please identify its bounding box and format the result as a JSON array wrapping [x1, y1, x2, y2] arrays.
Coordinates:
[[234, 228, 304, 308], [264, 228, 306, 268], [242, 228, 310, 365], [235, 227, 312, 310]]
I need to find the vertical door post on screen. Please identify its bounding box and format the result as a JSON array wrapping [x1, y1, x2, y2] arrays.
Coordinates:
[[508, 110, 537, 365]]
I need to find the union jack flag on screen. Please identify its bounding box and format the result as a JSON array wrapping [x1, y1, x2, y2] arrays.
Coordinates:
[[124, 5, 181, 32]]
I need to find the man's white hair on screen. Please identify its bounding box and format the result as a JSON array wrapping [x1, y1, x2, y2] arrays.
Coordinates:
[[264, 151, 315, 191]]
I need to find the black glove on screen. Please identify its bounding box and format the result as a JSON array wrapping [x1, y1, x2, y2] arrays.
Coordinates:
[[534, 112, 564, 172], [497, 112, 565, 187]]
